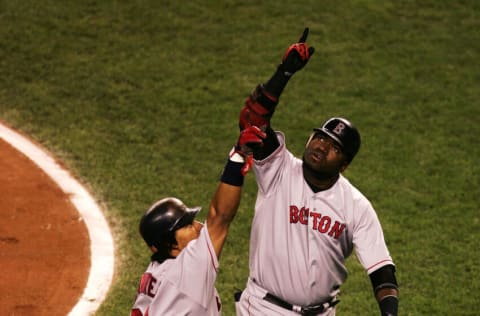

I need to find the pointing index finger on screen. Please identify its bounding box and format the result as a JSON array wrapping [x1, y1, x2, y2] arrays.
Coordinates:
[[298, 27, 309, 43]]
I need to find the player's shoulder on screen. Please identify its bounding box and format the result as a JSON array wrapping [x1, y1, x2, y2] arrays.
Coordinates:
[[144, 259, 171, 283], [255, 131, 297, 166], [337, 175, 371, 205]]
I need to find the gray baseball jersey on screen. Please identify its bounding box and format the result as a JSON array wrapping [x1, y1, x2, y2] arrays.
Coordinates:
[[238, 132, 393, 313], [131, 223, 221, 316]]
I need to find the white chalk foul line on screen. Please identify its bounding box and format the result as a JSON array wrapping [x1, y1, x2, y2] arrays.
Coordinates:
[[0, 122, 114, 316]]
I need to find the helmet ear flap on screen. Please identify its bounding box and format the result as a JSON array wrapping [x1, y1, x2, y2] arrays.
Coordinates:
[[151, 236, 177, 261]]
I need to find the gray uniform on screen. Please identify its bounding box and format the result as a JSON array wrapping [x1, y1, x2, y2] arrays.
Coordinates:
[[131, 223, 221, 316], [237, 132, 394, 315]]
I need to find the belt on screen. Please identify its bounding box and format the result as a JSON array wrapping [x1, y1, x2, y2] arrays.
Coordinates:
[[263, 292, 339, 316]]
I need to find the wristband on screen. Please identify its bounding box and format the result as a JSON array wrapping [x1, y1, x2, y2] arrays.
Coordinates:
[[379, 295, 398, 316], [220, 159, 244, 187]]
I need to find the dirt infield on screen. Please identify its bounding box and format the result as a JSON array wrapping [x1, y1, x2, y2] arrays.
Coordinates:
[[0, 139, 90, 315]]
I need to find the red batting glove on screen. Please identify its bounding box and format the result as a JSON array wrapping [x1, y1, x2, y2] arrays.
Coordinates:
[[230, 126, 267, 176]]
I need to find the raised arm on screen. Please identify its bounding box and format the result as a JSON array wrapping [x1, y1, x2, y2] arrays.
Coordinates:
[[239, 27, 315, 161], [206, 126, 266, 258]]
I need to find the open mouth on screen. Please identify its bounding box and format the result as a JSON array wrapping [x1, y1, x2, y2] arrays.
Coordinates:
[[310, 150, 325, 162]]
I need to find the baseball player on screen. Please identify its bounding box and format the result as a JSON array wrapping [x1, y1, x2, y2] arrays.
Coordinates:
[[235, 28, 399, 315], [130, 126, 266, 316]]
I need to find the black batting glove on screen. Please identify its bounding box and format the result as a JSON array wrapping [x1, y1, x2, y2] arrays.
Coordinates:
[[280, 27, 315, 77]]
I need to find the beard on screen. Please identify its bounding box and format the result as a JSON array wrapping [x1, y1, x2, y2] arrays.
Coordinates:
[[302, 154, 340, 180]]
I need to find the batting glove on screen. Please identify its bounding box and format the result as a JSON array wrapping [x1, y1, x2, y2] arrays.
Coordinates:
[[230, 126, 267, 175], [281, 27, 315, 77]]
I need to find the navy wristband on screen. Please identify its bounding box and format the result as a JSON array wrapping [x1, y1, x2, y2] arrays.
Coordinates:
[[220, 160, 244, 186], [379, 296, 398, 316]]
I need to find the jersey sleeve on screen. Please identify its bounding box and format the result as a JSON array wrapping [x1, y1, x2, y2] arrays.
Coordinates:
[[352, 199, 394, 274], [163, 222, 219, 308]]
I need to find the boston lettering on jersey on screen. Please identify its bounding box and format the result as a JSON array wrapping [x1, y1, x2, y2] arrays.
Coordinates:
[[289, 205, 346, 239], [138, 272, 157, 298]]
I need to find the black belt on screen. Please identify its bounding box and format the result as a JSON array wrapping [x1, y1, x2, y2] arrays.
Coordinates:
[[263, 292, 339, 316]]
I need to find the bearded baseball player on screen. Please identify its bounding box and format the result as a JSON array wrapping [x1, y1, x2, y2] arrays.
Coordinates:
[[130, 126, 266, 316], [235, 28, 399, 316]]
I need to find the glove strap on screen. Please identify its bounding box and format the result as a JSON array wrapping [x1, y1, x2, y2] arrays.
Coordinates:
[[229, 147, 245, 163]]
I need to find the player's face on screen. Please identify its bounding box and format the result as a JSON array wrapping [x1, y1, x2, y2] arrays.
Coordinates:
[[174, 220, 204, 251], [303, 133, 348, 176]]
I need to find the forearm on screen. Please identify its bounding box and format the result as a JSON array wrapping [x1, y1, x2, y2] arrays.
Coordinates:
[[369, 264, 399, 316], [263, 63, 292, 98], [211, 181, 242, 222], [214, 157, 245, 223], [207, 159, 244, 258]]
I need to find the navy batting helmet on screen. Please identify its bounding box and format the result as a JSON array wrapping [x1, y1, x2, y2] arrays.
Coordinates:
[[139, 197, 201, 249], [313, 117, 361, 162]]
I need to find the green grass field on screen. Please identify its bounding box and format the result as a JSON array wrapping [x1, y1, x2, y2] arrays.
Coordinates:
[[1, 1, 479, 315]]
